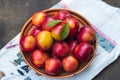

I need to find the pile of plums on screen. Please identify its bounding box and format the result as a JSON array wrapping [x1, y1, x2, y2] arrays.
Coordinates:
[[20, 10, 96, 76]]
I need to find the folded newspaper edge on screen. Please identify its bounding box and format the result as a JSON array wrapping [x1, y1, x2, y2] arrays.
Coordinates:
[[0, 0, 120, 80]]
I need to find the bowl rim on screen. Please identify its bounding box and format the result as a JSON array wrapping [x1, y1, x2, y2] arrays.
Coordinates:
[[19, 8, 98, 78]]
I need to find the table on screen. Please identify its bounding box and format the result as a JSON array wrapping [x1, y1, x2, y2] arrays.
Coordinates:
[[0, 0, 120, 80]]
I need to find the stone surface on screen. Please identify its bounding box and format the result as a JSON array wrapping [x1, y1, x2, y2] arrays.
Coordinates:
[[0, 0, 120, 80], [0, 0, 59, 48]]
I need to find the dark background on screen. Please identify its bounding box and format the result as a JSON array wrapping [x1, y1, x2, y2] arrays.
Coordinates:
[[0, 0, 120, 80]]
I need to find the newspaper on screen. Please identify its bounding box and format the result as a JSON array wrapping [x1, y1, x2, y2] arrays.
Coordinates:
[[0, 0, 120, 80]]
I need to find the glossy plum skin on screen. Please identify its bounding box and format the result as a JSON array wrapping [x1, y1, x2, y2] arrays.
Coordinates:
[[51, 23, 65, 40], [52, 41, 69, 59], [42, 16, 55, 31], [29, 27, 41, 37], [73, 42, 94, 62], [69, 40, 79, 54], [55, 10, 71, 20], [78, 26, 96, 43], [62, 56, 78, 72], [20, 35, 36, 52], [45, 58, 62, 75], [66, 17, 79, 37], [36, 30, 53, 50], [31, 49, 49, 68], [32, 12, 46, 27]]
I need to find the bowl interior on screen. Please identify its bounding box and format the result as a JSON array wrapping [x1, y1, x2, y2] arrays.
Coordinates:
[[20, 8, 97, 78]]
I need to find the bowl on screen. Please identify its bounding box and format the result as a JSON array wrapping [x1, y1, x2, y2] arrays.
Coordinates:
[[19, 8, 97, 78]]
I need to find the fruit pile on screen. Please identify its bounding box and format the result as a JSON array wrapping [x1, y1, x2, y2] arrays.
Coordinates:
[[20, 10, 96, 76]]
